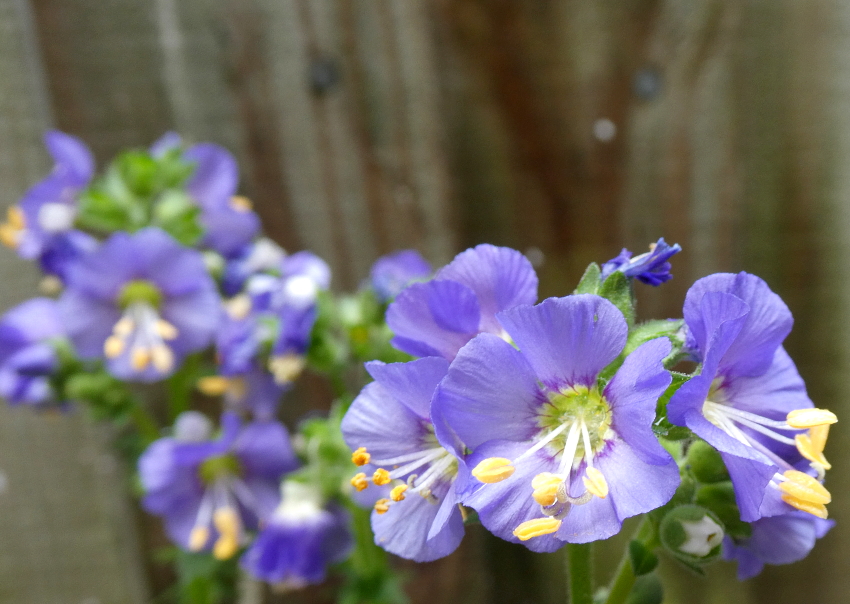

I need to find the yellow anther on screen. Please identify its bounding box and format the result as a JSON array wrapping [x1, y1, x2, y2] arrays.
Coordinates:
[[197, 375, 231, 396], [7, 206, 24, 230], [390, 484, 408, 502], [583, 467, 609, 499], [351, 447, 371, 466], [531, 473, 563, 506], [795, 433, 832, 470], [786, 408, 838, 429], [0, 224, 20, 249], [38, 275, 63, 296], [374, 498, 391, 514], [373, 468, 391, 486], [0, 207, 25, 249], [130, 346, 151, 371], [224, 294, 252, 320], [103, 335, 125, 359], [188, 526, 209, 551], [471, 457, 516, 484], [513, 517, 562, 541], [779, 470, 831, 505], [156, 319, 178, 340], [780, 494, 829, 519], [212, 535, 239, 560], [151, 344, 175, 373], [350, 473, 369, 492], [809, 424, 830, 453], [113, 317, 135, 337], [213, 507, 240, 538], [230, 195, 253, 212], [269, 354, 305, 384]]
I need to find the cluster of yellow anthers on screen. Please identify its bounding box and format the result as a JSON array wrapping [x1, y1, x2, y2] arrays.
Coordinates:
[[188, 506, 241, 560], [349, 445, 452, 515], [104, 311, 178, 373], [779, 408, 837, 519], [0, 206, 24, 249]]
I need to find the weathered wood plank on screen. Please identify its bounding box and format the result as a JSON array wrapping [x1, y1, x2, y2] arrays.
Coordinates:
[[0, 1, 149, 602]]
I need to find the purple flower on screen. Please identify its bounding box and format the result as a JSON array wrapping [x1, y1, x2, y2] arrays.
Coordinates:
[[59, 228, 220, 382], [667, 273, 836, 521], [387, 244, 538, 361], [370, 250, 432, 302], [241, 481, 352, 589], [601, 238, 681, 286], [0, 131, 97, 279], [139, 411, 299, 559], [221, 238, 286, 297], [434, 295, 679, 550], [198, 368, 286, 422], [184, 143, 260, 257], [341, 357, 467, 562], [722, 512, 834, 580], [0, 298, 65, 407]]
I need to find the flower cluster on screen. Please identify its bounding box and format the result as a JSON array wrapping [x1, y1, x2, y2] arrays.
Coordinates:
[[1, 130, 837, 600], [342, 241, 837, 580]]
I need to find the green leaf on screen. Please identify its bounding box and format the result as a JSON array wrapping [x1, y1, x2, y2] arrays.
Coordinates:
[[117, 150, 159, 197], [626, 574, 663, 604], [687, 439, 730, 484], [623, 319, 684, 357], [76, 189, 135, 233], [153, 190, 204, 245], [652, 372, 692, 440], [598, 270, 635, 325], [574, 262, 602, 294], [628, 540, 659, 576]]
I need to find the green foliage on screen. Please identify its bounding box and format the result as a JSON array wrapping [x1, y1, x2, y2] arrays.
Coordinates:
[[75, 146, 202, 241], [598, 271, 636, 326], [686, 439, 730, 484], [625, 574, 663, 604], [695, 482, 752, 540], [628, 540, 659, 576], [154, 549, 239, 604], [652, 372, 692, 441], [658, 505, 724, 568], [574, 262, 602, 294]]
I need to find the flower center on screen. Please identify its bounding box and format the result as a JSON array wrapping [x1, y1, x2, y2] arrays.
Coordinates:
[[103, 301, 179, 374], [472, 384, 615, 541], [118, 280, 163, 309], [539, 385, 612, 460], [199, 454, 242, 485]]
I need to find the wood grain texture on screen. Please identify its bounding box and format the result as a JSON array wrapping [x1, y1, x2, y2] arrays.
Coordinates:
[[0, 1, 149, 602]]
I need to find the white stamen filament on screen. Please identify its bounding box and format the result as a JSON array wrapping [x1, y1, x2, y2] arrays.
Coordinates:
[[581, 421, 594, 467], [410, 453, 455, 494], [370, 446, 446, 467], [387, 447, 448, 480], [513, 422, 571, 465], [557, 422, 582, 476]]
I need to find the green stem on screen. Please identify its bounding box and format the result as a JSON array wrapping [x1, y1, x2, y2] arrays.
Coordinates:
[[567, 542, 593, 604], [349, 506, 387, 578], [604, 519, 656, 604], [129, 401, 161, 444]]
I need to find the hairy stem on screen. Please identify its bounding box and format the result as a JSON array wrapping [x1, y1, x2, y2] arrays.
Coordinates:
[[567, 542, 594, 604]]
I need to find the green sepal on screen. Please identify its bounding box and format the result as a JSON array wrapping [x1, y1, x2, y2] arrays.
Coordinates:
[[624, 319, 684, 357], [462, 507, 480, 526], [598, 270, 636, 325], [694, 482, 752, 540], [652, 372, 692, 440], [625, 574, 663, 604], [686, 439, 730, 484], [628, 540, 659, 576], [574, 262, 602, 294]]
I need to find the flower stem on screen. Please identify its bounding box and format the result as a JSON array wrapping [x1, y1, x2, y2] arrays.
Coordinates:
[[604, 518, 656, 604], [567, 542, 593, 604]]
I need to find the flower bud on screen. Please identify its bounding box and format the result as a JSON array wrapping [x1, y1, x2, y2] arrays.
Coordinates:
[[660, 505, 724, 563]]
